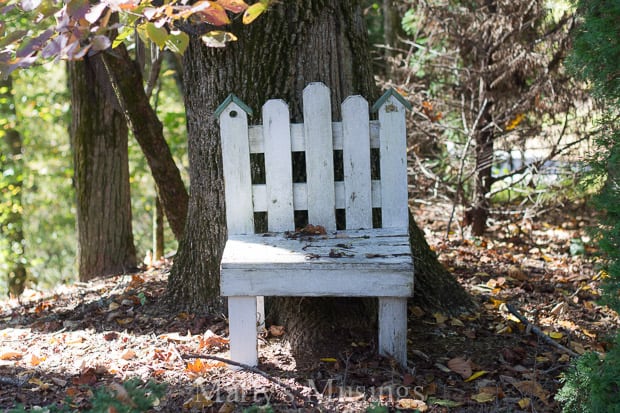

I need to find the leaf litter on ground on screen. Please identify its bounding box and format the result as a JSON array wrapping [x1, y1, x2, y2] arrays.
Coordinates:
[[0, 200, 617, 411]]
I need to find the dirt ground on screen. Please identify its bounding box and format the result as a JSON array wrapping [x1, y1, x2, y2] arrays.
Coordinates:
[[1, 199, 618, 412]]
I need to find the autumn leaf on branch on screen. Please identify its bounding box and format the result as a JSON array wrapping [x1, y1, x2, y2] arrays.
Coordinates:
[[0, 0, 270, 77]]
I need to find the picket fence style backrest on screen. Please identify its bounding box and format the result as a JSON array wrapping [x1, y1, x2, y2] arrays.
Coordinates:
[[216, 82, 412, 236]]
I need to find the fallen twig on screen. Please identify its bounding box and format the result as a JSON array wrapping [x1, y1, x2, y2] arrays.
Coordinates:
[[0, 375, 28, 387], [506, 303, 579, 358], [182, 353, 310, 408]]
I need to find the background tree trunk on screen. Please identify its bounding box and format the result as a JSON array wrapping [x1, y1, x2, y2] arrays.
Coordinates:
[[101, 44, 188, 240], [0, 76, 27, 297], [69, 56, 137, 281], [170, 0, 475, 358]]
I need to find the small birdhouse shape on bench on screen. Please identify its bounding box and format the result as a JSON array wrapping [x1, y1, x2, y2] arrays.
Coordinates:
[[217, 82, 414, 367]]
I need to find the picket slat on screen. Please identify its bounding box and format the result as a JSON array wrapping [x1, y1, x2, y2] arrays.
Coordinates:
[[303, 83, 336, 229], [263, 99, 295, 231], [219, 101, 254, 234], [342, 95, 372, 229], [377, 95, 409, 228]]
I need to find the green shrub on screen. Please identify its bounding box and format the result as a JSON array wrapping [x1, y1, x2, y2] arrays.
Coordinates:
[[556, 334, 620, 413]]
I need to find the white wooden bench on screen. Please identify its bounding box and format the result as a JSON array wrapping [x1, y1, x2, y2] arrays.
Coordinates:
[[217, 83, 414, 367]]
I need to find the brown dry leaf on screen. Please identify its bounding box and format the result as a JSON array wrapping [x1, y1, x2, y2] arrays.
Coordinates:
[[108, 382, 133, 405], [0, 351, 23, 360], [479, 386, 504, 399], [121, 349, 136, 360], [411, 306, 425, 318], [513, 380, 548, 402], [507, 265, 527, 280], [185, 358, 226, 376], [433, 312, 448, 324], [218, 402, 235, 413], [269, 325, 285, 337], [447, 357, 472, 379], [397, 398, 427, 411], [471, 391, 495, 403], [159, 332, 193, 342], [107, 302, 120, 312], [27, 353, 44, 366], [72, 368, 98, 385], [199, 330, 229, 349], [183, 393, 214, 409], [116, 317, 134, 325]]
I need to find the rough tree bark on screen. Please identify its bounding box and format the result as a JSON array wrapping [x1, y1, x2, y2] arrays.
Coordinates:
[[169, 0, 475, 354], [101, 44, 188, 240], [0, 76, 27, 297], [69, 56, 137, 281]]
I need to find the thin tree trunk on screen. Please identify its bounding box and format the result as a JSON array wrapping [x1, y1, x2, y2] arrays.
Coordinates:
[[153, 192, 164, 261], [69, 56, 137, 281], [0, 76, 27, 297], [470, 105, 494, 236], [100, 44, 188, 240]]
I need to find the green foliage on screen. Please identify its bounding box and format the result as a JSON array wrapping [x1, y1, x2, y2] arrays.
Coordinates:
[[8, 379, 166, 413], [556, 334, 620, 413], [243, 405, 275, 413], [366, 402, 389, 413], [567, 0, 620, 105]]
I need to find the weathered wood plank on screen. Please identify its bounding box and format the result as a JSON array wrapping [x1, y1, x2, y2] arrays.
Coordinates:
[[220, 101, 254, 234], [248, 121, 380, 154], [378, 297, 408, 366], [303, 83, 336, 229], [377, 94, 409, 229], [252, 181, 382, 212], [228, 296, 258, 366], [263, 99, 295, 232], [342, 95, 372, 229]]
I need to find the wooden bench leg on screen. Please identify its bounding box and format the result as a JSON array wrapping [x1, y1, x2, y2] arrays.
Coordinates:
[[257, 296, 265, 331], [378, 297, 408, 367], [228, 296, 258, 367]]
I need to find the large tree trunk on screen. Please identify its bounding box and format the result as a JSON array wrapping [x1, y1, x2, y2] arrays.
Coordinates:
[[0, 76, 27, 297], [100, 44, 188, 240], [170, 0, 474, 354], [69, 56, 137, 281]]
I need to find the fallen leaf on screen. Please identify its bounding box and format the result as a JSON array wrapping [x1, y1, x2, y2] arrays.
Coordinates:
[[199, 330, 229, 349], [121, 349, 136, 360], [433, 312, 448, 324], [28, 377, 50, 391], [320, 357, 338, 363], [269, 325, 285, 337], [397, 398, 427, 411], [447, 357, 472, 379], [471, 391, 495, 403], [427, 397, 463, 407], [72, 368, 98, 385], [183, 393, 214, 409], [27, 353, 44, 366], [518, 397, 531, 409], [116, 317, 134, 325], [411, 306, 425, 317], [0, 351, 23, 360], [464, 370, 488, 382], [513, 380, 548, 402], [218, 402, 235, 413]]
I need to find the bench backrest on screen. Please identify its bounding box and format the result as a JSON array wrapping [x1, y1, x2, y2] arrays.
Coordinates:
[[217, 82, 411, 236]]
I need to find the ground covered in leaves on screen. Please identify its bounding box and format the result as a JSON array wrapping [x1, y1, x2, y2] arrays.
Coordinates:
[[1, 201, 619, 412]]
